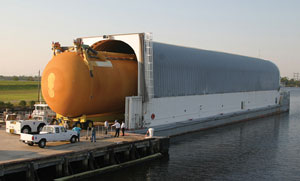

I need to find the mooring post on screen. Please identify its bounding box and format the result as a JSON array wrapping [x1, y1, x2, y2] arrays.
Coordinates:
[[109, 150, 116, 164], [56, 163, 63, 178], [159, 137, 170, 156], [130, 145, 136, 160], [63, 157, 69, 176], [149, 141, 154, 154], [153, 140, 160, 153], [26, 162, 35, 181], [0, 165, 4, 177], [124, 150, 130, 161], [104, 152, 110, 165], [82, 153, 89, 170], [88, 152, 96, 170], [142, 147, 147, 157]]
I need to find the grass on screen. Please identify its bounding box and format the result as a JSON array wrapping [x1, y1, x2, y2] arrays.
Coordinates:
[[0, 80, 39, 90], [0, 81, 40, 104]]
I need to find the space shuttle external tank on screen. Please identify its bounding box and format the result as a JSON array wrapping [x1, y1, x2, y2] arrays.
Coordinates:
[[41, 39, 138, 117]]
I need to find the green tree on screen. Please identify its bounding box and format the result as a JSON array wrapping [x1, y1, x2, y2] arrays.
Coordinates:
[[0, 101, 4, 109], [29, 100, 35, 108], [289, 79, 296, 87], [19, 100, 27, 107], [27, 76, 34, 81], [280, 77, 289, 86], [280, 77, 300, 87], [12, 76, 19, 81], [5, 102, 13, 109]]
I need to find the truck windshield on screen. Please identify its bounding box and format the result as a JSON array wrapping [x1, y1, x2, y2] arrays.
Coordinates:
[[42, 126, 54, 133]]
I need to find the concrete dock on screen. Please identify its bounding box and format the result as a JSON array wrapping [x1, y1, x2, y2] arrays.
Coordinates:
[[0, 127, 169, 180]]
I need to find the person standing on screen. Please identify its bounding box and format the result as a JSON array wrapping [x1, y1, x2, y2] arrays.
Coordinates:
[[91, 126, 96, 142], [63, 121, 69, 129], [72, 126, 82, 142], [104, 120, 109, 135], [111, 120, 120, 137], [121, 121, 126, 136]]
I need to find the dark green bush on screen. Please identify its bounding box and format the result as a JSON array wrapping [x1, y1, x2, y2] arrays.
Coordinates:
[[29, 100, 35, 108], [19, 100, 27, 107]]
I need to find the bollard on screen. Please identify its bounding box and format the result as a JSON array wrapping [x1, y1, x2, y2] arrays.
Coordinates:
[[145, 128, 154, 138], [148, 128, 154, 137]]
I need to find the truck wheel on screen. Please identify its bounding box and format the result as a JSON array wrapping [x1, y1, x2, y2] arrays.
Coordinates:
[[21, 126, 31, 134], [38, 139, 46, 148], [85, 120, 93, 129], [70, 136, 77, 143], [28, 142, 34, 146], [37, 123, 46, 133]]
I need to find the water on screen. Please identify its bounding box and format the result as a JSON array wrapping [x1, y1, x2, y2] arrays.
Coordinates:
[[95, 88, 300, 181]]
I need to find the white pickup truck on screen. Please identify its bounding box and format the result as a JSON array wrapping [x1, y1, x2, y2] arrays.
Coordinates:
[[20, 125, 78, 148]]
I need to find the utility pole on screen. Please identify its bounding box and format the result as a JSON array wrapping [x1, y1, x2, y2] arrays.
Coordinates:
[[293, 72, 299, 81], [37, 70, 41, 103]]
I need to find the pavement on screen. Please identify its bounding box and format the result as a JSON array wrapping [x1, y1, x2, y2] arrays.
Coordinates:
[[0, 127, 146, 164]]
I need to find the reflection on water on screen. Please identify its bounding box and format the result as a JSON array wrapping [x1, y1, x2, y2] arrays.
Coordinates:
[[94, 88, 300, 181]]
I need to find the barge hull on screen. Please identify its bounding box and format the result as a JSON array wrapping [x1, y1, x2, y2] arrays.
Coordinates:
[[133, 91, 290, 137]]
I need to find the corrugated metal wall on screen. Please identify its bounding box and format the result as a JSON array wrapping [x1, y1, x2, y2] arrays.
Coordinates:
[[153, 42, 280, 98]]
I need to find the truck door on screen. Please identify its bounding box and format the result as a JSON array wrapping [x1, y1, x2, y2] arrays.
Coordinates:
[[53, 127, 60, 141], [59, 127, 68, 141]]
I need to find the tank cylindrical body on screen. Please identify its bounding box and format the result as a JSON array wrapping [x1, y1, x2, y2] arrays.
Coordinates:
[[41, 52, 137, 117]]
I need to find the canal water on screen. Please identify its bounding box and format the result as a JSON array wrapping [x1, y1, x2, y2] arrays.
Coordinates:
[[96, 88, 300, 181]]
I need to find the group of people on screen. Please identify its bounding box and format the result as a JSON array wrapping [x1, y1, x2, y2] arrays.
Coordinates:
[[110, 120, 126, 137], [90, 120, 126, 142], [64, 120, 126, 143]]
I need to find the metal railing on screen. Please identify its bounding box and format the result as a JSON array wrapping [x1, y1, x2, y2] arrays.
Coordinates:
[[79, 126, 117, 139]]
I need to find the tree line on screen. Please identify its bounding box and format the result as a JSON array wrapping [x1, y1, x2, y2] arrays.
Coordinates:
[[0, 100, 36, 112], [281, 77, 300, 87], [0, 75, 39, 81]]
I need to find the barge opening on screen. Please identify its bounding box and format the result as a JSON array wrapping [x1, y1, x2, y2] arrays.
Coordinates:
[[91, 40, 137, 60]]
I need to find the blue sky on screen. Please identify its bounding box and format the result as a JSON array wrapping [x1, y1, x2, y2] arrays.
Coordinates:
[[0, 0, 299, 77]]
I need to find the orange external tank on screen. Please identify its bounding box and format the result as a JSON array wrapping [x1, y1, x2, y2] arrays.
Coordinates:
[[41, 40, 138, 117]]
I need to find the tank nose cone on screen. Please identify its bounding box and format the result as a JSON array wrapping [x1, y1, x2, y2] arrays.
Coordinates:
[[42, 59, 67, 102], [47, 72, 56, 98], [41, 52, 91, 117]]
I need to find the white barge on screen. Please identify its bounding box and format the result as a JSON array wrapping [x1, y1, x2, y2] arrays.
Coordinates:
[[51, 33, 290, 136]]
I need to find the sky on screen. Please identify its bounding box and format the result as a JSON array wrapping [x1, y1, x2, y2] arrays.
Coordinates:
[[0, 0, 299, 78]]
